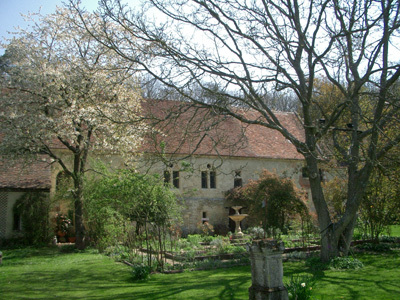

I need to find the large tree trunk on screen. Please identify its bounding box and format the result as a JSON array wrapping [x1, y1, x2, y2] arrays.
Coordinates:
[[74, 191, 86, 250], [73, 148, 88, 250]]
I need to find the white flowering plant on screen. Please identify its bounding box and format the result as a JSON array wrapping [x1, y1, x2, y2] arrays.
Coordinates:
[[0, 6, 146, 249], [286, 275, 315, 300]]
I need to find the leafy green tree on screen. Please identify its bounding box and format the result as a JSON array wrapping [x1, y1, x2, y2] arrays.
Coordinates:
[[360, 169, 400, 241], [226, 170, 309, 238], [13, 192, 51, 245], [83, 167, 181, 268]]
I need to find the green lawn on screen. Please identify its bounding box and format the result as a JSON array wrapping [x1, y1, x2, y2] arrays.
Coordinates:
[[0, 246, 399, 299], [389, 225, 400, 237]]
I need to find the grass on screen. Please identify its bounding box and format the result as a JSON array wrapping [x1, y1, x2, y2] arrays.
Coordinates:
[[388, 225, 400, 237], [0, 246, 399, 299]]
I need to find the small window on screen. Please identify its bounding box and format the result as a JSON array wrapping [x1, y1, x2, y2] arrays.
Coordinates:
[[201, 171, 208, 188], [13, 212, 22, 231], [164, 170, 171, 186], [234, 178, 243, 188], [173, 171, 180, 188], [234, 171, 242, 188], [201, 211, 209, 224], [210, 171, 216, 189], [301, 167, 309, 178]]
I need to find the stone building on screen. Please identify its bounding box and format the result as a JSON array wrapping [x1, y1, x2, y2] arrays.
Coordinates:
[[136, 100, 310, 234], [0, 99, 311, 239], [0, 158, 51, 239]]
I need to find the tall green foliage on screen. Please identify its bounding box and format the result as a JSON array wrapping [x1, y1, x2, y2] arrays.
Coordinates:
[[13, 192, 51, 245], [360, 169, 400, 241], [323, 172, 400, 241], [225, 170, 309, 238], [83, 168, 181, 266]]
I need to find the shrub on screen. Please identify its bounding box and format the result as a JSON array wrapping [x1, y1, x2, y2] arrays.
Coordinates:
[[59, 244, 78, 253], [227, 245, 246, 254], [131, 264, 151, 281], [379, 236, 398, 243], [355, 242, 392, 252], [197, 222, 214, 236], [248, 227, 265, 239], [286, 275, 315, 300], [201, 235, 215, 244], [305, 256, 329, 271], [328, 256, 364, 270], [210, 237, 224, 248], [184, 249, 197, 261], [13, 192, 52, 245], [186, 234, 203, 246], [225, 170, 309, 239]]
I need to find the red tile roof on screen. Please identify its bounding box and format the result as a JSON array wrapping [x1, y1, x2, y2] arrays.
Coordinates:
[[0, 157, 51, 190], [141, 100, 304, 160], [0, 99, 304, 190]]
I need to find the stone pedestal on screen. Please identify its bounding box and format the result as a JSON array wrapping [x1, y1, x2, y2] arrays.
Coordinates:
[[247, 240, 288, 300]]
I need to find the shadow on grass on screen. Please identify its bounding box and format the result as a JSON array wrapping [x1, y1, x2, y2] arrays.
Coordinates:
[[307, 252, 400, 300], [3, 248, 399, 300], [2, 247, 252, 300], [125, 266, 251, 300]]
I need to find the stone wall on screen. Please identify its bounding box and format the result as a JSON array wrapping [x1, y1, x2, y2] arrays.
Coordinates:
[[0, 192, 7, 239], [48, 150, 312, 233], [0, 191, 25, 239], [138, 155, 309, 233]]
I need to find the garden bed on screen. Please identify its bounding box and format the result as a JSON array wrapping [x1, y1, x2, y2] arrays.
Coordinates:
[[139, 238, 384, 263], [164, 251, 245, 261]]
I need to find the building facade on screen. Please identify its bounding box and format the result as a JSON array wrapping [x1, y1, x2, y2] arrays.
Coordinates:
[[0, 100, 312, 239]]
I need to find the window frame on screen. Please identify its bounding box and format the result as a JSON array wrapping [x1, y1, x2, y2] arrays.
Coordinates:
[[201, 171, 208, 189], [173, 170, 180, 188]]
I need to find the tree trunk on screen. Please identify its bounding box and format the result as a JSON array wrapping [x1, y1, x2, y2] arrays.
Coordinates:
[[339, 217, 356, 256], [320, 226, 339, 262], [304, 154, 342, 261], [74, 184, 86, 250]]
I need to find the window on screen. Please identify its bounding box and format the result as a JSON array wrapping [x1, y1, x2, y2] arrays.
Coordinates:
[[301, 167, 309, 178], [201, 211, 209, 224], [164, 170, 180, 188], [13, 212, 21, 231], [173, 171, 180, 188], [164, 171, 171, 186], [201, 171, 208, 188], [201, 171, 217, 189], [210, 171, 216, 189], [234, 171, 243, 188]]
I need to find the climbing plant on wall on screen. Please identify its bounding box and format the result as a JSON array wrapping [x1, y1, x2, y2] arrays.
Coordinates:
[[13, 192, 51, 245]]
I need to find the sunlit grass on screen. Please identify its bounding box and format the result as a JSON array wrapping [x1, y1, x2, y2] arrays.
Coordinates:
[[389, 225, 400, 237], [0, 246, 399, 299]]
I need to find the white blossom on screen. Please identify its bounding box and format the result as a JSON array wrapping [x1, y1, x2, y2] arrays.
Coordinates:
[[0, 6, 146, 166]]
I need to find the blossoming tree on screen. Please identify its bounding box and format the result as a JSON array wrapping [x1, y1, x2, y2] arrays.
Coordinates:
[[0, 7, 145, 249]]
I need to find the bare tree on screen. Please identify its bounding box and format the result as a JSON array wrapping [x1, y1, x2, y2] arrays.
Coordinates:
[[71, 0, 400, 260]]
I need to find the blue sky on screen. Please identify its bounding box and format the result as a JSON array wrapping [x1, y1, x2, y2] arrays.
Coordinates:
[[0, 0, 100, 54]]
